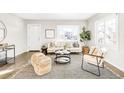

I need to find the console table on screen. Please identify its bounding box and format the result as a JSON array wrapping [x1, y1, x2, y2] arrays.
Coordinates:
[[0, 45, 15, 65]]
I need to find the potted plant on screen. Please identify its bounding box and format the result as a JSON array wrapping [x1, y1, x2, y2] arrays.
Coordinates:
[[80, 26, 91, 54]]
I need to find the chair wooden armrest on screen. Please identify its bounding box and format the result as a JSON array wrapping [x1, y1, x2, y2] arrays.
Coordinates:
[[85, 54, 104, 59]]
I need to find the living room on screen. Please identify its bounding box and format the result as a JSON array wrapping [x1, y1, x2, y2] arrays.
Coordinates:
[[0, 13, 124, 79], [1, 0, 124, 93]]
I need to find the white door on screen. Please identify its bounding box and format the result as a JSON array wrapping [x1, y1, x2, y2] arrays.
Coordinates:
[[27, 24, 41, 51]]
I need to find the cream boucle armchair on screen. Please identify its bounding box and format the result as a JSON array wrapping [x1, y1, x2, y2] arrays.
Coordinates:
[[31, 53, 52, 76]]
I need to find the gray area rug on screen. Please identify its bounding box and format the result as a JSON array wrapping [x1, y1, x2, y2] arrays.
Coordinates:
[[12, 54, 120, 79]]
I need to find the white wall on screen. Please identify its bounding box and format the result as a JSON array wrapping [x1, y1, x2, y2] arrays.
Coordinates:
[[0, 13, 27, 56], [26, 20, 87, 46], [87, 13, 124, 71]]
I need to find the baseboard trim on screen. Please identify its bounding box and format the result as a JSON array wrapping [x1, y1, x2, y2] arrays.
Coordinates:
[[29, 50, 40, 52], [104, 62, 124, 78]]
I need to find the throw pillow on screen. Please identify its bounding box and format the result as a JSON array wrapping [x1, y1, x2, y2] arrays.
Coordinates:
[[65, 42, 72, 48], [73, 42, 79, 47], [49, 42, 55, 47]]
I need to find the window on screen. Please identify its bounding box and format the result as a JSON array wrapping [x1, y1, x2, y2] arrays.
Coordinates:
[[57, 25, 80, 41], [95, 14, 118, 49]]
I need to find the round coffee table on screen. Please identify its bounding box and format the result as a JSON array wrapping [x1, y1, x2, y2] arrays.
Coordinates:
[[54, 49, 71, 64]]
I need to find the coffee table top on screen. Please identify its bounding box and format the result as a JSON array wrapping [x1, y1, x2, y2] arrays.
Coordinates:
[[55, 49, 70, 55]]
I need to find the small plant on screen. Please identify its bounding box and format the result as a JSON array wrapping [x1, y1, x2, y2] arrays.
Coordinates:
[[80, 26, 91, 46]]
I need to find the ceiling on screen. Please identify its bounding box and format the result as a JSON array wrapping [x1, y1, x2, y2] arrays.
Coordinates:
[[14, 13, 95, 20]]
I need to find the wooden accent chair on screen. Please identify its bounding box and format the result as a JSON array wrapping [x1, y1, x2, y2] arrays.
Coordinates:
[[81, 46, 104, 76]]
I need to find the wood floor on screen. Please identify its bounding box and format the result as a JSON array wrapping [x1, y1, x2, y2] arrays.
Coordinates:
[[0, 52, 31, 79], [0, 52, 123, 79], [104, 62, 124, 78]]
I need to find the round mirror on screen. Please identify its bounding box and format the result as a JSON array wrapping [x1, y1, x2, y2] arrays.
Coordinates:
[[0, 21, 7, 43]]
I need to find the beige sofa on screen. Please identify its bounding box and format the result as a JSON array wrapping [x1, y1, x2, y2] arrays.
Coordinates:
[[47, 41, 82, 53]]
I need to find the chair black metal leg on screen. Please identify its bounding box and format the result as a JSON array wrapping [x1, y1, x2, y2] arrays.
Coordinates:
[[14, 46, 15, 63], [81, 56, 84, 69], [102, 62, 105, 68], [81, 53, 85, 70], [96, 57, 100, 76], [81, 56, 101, 76]]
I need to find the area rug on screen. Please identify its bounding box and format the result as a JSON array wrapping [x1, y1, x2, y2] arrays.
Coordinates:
[[11, 54, 120, 79]]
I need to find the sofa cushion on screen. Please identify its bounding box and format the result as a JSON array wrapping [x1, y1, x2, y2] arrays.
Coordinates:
[[65, 42, 72, 48], [55, 42, 64, 47]]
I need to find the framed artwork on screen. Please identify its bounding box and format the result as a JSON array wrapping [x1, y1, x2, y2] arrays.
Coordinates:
[[45, 29, 55, 39], [0, 21, 7, 43], [0, 28, 4, 41]]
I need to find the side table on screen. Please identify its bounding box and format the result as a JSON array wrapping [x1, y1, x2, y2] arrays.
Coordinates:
[[41, 47, 47, 55]]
